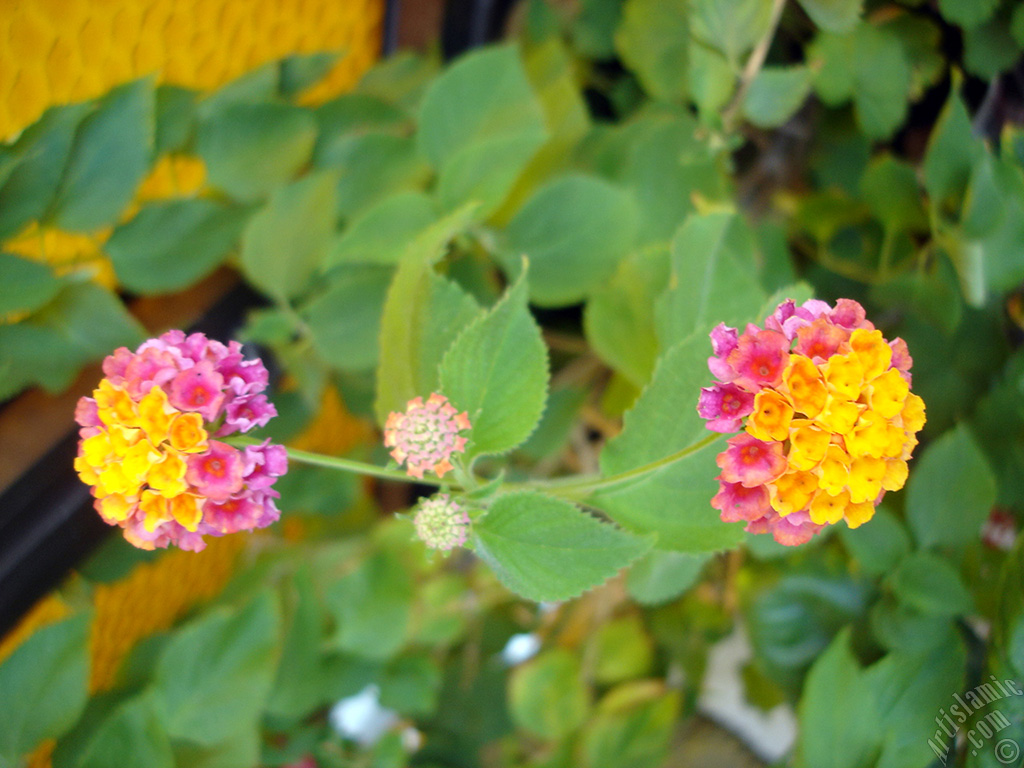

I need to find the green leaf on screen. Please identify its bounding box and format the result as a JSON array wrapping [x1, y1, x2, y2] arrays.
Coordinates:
[[78, 695, 174, 768], [154, 85, 198, 155], [743, 66, 813, 128], [888, 551, 973, 617], [0, 104, 90, 239], [593, 616, 654, 684], [508, 649, 590, 740], [0, 614, 90, 764], [859, 155, 928, 234], [655, 211, 765, 346], [839, 506, 911, 576], [303, 265, 393, 371], [585, 246, 670, 387], [374, 204, 482, 424], [314, 93, 410, 149], [572, 0, 622, 58], [356, 51, 439, 113], [963, 15, 1020, 79], [472, 491, 654, 602], [106, 200, 251, 294], [0, 254, 62, 316], [691, 0, 772, 68], [170, 728, 260, 768], [327, 192, 436, 267], [626, 550, 710, 605], [317, 132, 432, 219], [279, 51, 340, 98], [796, 629, 882, 768], [418, 45, 547, 216], [240, 170, 338, 301], [266, 569, 327, 721], [939, 0, 998, 29], [379, 654, 443, 717], [418, 44, 546, 170], [615, 0, 689, 101], [0, 324, 80, 399], [326, 550, 412, 660], [906, 424, 997, 550], [809, 24, 912, 140], [151, 593, 281, 746], [439, 269, 549, 458], [499, 175, 638, 307], [865, 636, 966, 768], [49, 78, 155, 231], [797, 0, 863, 33], [198, 102, 317, 200], [923, 91, 981, 215], [595, 333, 741, 551], [688, 46, 736, 122], [581, 684, 680, 768]]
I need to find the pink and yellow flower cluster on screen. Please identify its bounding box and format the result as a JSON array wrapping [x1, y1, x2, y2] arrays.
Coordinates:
[[384, 393, 470, 479], [74, 331, 287, 552], [699, 299, 925, 546]]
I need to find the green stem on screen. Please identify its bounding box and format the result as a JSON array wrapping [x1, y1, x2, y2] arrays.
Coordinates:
[[522, 432, 724, 502], [223, 435, 456, 489]]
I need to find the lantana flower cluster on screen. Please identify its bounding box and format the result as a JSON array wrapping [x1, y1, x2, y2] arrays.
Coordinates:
[[413, 494, 471, 551], [74, 331, 287, 552], [699, 299, 925, 546], [384, 393, 470, 480]]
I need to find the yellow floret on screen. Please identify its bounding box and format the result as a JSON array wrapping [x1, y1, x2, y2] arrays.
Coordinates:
[[882, 459, 909, 491], [845, 410, 890, 459], [845, 500, 875, 528], [95, 380, 137, 428], [847, 455, 886, 504], [900, 393, 926, 434], [850, 329, 892, 381], [97, 462, 136, 497], [788, 419, 831, 471], [817, 396, 863, 435], [818, 444, 851, 495], [810, 488, 850, 525], [97, 493, 134, 523], [137, 386, 174, 445], [168, 412, 208, 453], [139, 490, 171, 532], [121, 439, 162, 483], [769, 470, 818, 516], [823, 353, 864, 400], [80, 432, 113, 467], [868, 369, 909, 420], [746, 389, 795, 442], [783, 354, 828, 417], [169, 493, 202, 531], [146, 451, 188, 497]]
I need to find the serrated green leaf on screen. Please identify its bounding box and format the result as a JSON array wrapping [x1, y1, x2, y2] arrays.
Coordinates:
[[440, 269, 549, 458], [106, 199, 251, 294], [615, 0, 689, 101], [906, 424, 997, 550], [0, 104, 91, 239], [198, 102, 316, 200], [326, 550, 412, 660], [373, 204, 482, 424], [327, 191, 436, 267], [49, 78, 154, 231], [436, 132, 547, 216], [656, 211, 765, 346], [743, 66, 813, 128], [78, 695, 174, 768], [151, 593, 281, 746], [472, 491, 654, 602], [0, 253, 62, 316], [499, 174, 638, 307], [626, 549, 710, 605], [303, 265, 393, 371], [797, 0, 862, 33], [314, 93, 410, 150], [889, 551, 974, 616], [796, 629, 882, 768], [0, 614, 90, 764], [923, 91, 982, 215], [509, 649, 591, 740], [240, 170, 338, 301]]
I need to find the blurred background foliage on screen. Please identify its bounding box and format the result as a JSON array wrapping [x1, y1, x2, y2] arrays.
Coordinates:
[[2, 0, 1024, 766]]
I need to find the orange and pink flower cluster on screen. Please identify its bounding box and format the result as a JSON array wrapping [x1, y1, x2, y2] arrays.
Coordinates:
[[699, 299, 925, 546], [74, 331, 286, 551], [384, 393, 470, 480]]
